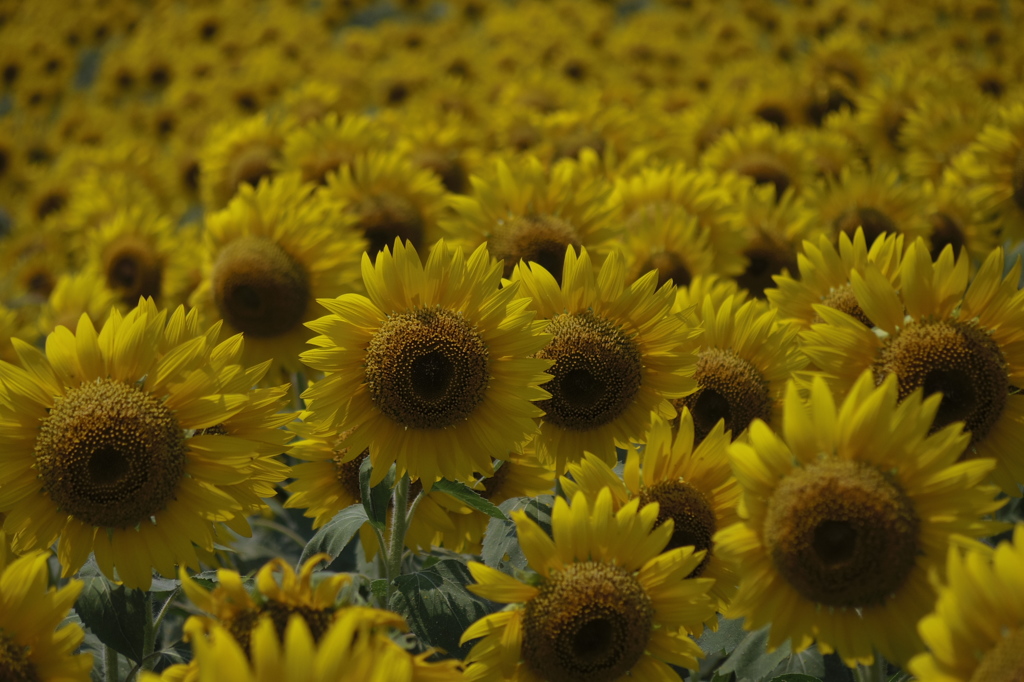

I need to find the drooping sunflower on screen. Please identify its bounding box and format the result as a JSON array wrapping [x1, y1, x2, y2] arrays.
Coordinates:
[[909, 523, 1024, 682], [676, 294, 806, 444], [189, 173, 365, 377], [512, 246, 700, 471], [462, 488, 717, 682], [561, 410, 739, 613], [766, 227, 904, 330], [800, 240, 1024, 493], [0, 550, 93, 682], [0, 300, 291, 589], [300, 239, 552, 486], [716, 372, 1005, 667]]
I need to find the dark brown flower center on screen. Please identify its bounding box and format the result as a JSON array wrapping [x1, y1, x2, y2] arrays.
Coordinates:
[[816, 283, 874, 327], [35, 378, 187, 529], [639, 480, 717, 577], [212, 236, 311, 338], [364, 308, 490, 430], [490, 214, 581, 281], [735, 241, 798, 298], [764, 459, 919, 608], [833, 207, 897, 246], [928, 212, 967, 260], [733, 155, 791, 199], [536, 312, 642, 432], [874, 319, 1008, 446], [226, 145, 276, 198], [0, 633, 38, 682], [970, 627, 1024, 682], [676, 348, 772, 443], [355, 193, 425, 256], [523, 561, 653, 682], [636, 251, 692, 288], [103, 235, 163, 306]]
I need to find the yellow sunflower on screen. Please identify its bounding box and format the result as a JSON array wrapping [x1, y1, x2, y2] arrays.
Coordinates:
[[924, 174, 1000, 264], [300, 239, 552, 486], [800, 239, 1024, 493], [901, 87, 994, 184], [561, 410, 739, 613], [462, 488, 717, 682], [199, 114, 283, 210], [278, 112, 388, 186], [716, 372, 1005, 667], [672, 274, 747, 318], [676, 294, 806, 443], [909, 523, 1024, 682], [700, 120, 815, 200], [766, 227, 904, 330], [440, 152, 620, 281], [512, 246, 700, 471], [188, 173, 365, 377], [316, 149, 448, 256], [0, 550, 92, 682], [0, 300, 290, 589], [37, 268, 119, 337], [621, 204, 720, 289]]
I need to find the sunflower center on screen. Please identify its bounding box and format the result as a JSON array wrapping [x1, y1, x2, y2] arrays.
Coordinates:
[[734, 155, 791, 199], [262, 602, 335, 644], [637, 251, 691, 288], [639, 480, 717, 577], [970, 627, 1024, 682], [212, 236, 311, 338], [522, 561, 653, 682], [536, 311, 643, 432], [833, 207, 897, 246], [0, 633, 38, 682], [816, 283, 874, 327], [490, 214, 582, 281], [227, 145, 275, 197], [736, 242, 798, 298], [764, 459, 919, 608], [874, 319, 1007, 445], [35, 378, 187, 529], [481, 459, 512, 499], [928, 212, 966, 260], [1012, 148, 1024, 212], [355, 193, 425, 256], [364, 307, 489, 430], [333, 447, 367, 501], [103, 235, 163, 305], [677, 348, 772, 443]]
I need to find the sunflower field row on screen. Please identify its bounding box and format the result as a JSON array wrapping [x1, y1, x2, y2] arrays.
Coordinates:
[[1, 0, 1024, 680]]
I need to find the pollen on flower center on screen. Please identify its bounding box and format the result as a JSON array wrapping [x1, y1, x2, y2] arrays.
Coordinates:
[[969, 627, 1024, 682], [639, 480, 717, 577], [522, 561, 654, 682], [0, 633, 35, 682], [212, 235, 311, 338], [676, 348, 772, 443], [364, 307, 490, 430], [35, 378, 187, 529], [490, 214, 582, 281], [103, 235, 163, 305], [816, 283, 874, 327], [764, 459, 919, 608], [536, 311, 642, 432], [873, 318, 1008, 445]]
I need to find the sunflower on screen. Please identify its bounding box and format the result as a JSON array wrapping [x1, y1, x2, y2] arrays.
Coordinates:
[[462, 488, 717, 682], [901, 87, 994, 183], [512, 246, 700, 471], [677, 294, 806, 444], [561, 410, 739, 613], [0, 300, 290, 589], [800, 239, 1024, 493], [316, 150, 448, 256], [673, 274, 747, 318], [440, 152, 620, 281], [300, 239, 552, 486], [909, 523, 1024, 682], [621, 204, 720, 289], [716, 372, 1005, 667], [37, 268, 119, 337], [188, 173, 365, 377], [700, 121, 815, 200], [766, 227, 904, 330], [278, 112, 388, 186], [199, 114, 284, 210], [0, 550, 93, 682], [923, 174, 1000, 263]]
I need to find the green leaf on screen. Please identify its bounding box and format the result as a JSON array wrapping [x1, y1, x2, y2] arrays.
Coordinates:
[[481, 495, 554, 574], [769, 646, 825, 679], [389, 558, 494, 658], [74, 576, 148, 663], [360, 458, 395, 531], [718, 624, 794, 682], [697, 615, 748, 657], [299, 503, 369, 567], [433, 478, 508, 520], [370, 578, 388, 601], [769, 675, 823, 682]]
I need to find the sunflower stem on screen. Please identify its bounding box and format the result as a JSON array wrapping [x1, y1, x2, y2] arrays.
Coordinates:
[[141, 590, 156, 672], [104, 644, 119, 682], [385, 474, 412, 604]]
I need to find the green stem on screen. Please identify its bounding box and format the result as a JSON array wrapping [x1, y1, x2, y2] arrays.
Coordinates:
[[384, 475, 411, 604], [104, 644, 119, 682], [141, 591, 156, 672]]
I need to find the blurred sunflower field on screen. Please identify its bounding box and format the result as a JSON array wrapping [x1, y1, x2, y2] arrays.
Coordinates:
[[4, 0, 1024, 680]]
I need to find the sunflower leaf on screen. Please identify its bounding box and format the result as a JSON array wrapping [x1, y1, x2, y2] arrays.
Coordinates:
[[432, 478, 508, 521], [717, 624, 794, 682], [389, 558, 494, 659], [360, 458, 395, 531], [481, 495, 554, 574], [74, 576, 148, 664], [299, 503, 369, 567]]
